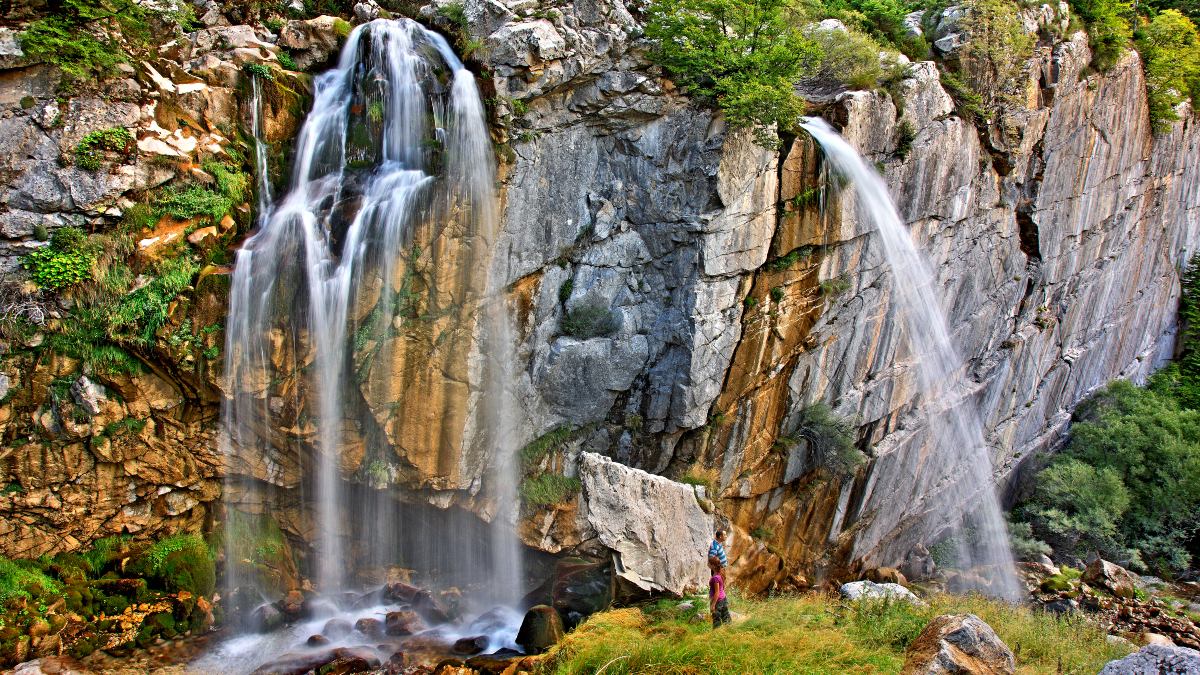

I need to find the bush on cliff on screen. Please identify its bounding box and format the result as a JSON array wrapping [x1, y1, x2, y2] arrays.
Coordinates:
[[644, 0, 820, 144], [1137, 9, 1200, 132], [1069, 0, 1134, 71], [21, 226, 96, 291]]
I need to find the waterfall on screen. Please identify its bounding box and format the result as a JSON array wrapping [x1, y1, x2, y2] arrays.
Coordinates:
[[212, 18, 526, 669], [800, 118, 1020, 600]]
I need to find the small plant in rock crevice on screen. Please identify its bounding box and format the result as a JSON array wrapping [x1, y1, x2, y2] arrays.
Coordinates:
[[75, 127, 134, 171], [561, 303, 617, 339]]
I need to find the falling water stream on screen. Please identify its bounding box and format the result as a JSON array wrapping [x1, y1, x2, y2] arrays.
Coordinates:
[[203, 19, 525, 672], [800, 118, 1021, 600]]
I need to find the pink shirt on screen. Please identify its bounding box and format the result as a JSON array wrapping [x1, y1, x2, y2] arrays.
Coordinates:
[[709, 574, 726, 601]]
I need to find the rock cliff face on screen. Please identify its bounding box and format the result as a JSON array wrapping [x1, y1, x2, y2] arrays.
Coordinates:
[[0, 0, 1197, 595]]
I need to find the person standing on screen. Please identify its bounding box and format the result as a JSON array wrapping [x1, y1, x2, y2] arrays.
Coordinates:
[[708, 556, 731, 629], [709, 529, 728, 568]]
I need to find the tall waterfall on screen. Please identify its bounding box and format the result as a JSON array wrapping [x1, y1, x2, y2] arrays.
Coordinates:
[[218, 15, 523, 640], [800, 118, 1021, 600]]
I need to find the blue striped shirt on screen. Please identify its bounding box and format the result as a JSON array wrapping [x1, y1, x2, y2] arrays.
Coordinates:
[[709, 539, 727, 566]]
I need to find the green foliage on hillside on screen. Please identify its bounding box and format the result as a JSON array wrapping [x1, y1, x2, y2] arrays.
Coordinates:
[[644, 0, 821, 143], [783, 403, 865, 479], [1015, 255, 1200, 575], [801, 0, 929, 57], [957, 0, 1035, 106], [21, 227, 95, 290], [75, 127, 134, 171], [127, 534, 215, 597], [1069, 0, 1135, 70], [1138, 9, 1200, 131]]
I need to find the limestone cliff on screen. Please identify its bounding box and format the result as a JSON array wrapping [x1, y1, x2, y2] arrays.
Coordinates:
[[0, 0, 1196, 597]]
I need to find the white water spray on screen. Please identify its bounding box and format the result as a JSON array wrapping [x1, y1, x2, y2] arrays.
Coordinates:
[[800, 118, 1020, 600], [215, 19, 526, 667]]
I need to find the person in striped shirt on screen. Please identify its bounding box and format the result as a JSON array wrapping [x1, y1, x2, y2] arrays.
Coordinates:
[[708, 529, 728, 568]]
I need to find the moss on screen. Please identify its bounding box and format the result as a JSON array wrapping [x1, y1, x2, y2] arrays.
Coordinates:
[[128, 533, 215, 597], [0, 557, 61, 604], [520, 425, 576, 469], [75, 127, 134, 171]]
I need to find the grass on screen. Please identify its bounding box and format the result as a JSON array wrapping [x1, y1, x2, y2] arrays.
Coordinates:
[[520, 425, 576, 469], [520, 473, 582, 506], [539, 592, 1132, 674]]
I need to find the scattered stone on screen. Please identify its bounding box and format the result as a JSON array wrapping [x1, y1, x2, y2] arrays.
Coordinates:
[[902, 614, 1015, 675], [1098, 644, 1200, 674], [187, 225, 219, 248], [452, 635, 488, 655], [515, 605, 564, 654], [1084, 559, 1140, 599], [865, 567, 909, 586], [1141, 632, 1177, 647], [1042, 598, 1080, 615], [306, 634, 330, 646], [384, 609, 422, 636], [839, 580, 925, 606], [323, 618, 352, 639], [353, 617, 385, 640], [250, 603, 284, 633], [70, 375, 106, 416]]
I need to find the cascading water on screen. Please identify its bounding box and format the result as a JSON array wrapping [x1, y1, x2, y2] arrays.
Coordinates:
[[205, 18, 526, 672], [800, 118, 1021, 600]]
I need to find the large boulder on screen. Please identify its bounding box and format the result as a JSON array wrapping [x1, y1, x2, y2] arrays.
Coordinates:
[[576, 452, 712, 596], [839, 580, 925, 606], [515, 605, 564, 654], [1084, 559, 1140, 599], [1099, 645, 1200, 674], [902, 614, 1015, 675]]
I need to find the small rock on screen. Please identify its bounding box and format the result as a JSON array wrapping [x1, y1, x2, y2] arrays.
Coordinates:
[[306, 634, 330, 646], [384, 609, 422, 636], [187, 225, 219, 247], [839, 580, 925, 606], [865, 567, 909, 586], [1140, 632, 1176, 647], [70, 375, 106, 416], [515, 605, 564, 654], [250, 603, 284, 633], [902, 614, 1015, 675], [1098, 644, 1200, 674], [452, 635, 488, 655], [1042, 598, 1079, 615], [322, 617, 352, 638], [354, 617, 385, 639], [1084, 559, 1140, 599]]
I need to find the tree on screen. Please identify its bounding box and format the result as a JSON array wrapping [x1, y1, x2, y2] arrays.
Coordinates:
[[644, 0, 820, 144], [1137, 9, 1200, 131], [1069, 0, 1134, 71]]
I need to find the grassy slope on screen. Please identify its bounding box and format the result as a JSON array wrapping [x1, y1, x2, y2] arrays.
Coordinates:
[[539, 592, 1134, 674]]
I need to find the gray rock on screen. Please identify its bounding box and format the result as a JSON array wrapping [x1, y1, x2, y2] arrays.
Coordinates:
[[0, 373, 10, 401], [904, 614, 1015, 675], [577, 452, 712, 596], [0, 27, 30, 69], [838, 580, 925, 605], [70, 376, 106, 416], [1098, 645, 1200, 674]]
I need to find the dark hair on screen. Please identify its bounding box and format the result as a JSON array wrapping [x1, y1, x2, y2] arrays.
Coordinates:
[[715, 529, 726, 538]]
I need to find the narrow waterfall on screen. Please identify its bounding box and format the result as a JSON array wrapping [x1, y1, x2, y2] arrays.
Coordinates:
[[800, 118, 1021, 600], [210, 18, 525, 670]]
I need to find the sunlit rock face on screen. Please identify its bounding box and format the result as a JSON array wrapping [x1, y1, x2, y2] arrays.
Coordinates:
[[1, 0, 1198, 598]]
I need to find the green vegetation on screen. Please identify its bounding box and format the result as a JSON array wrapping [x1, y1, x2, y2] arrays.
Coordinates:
[[75, 127, 134, 171], [109, 255, 202, 346], [785, 403, 864, 480], [819, 275, 852, 296], [21, 227, 95, 290], [277, 50, 299, 71], [644, 0, 820, 144], [956, 0, 1035, 107], [803, 0, 929, 58], [243, 62, 274, 81], [157, 184, 235, 224], [1013, 256, 1200, 575], [542, 592, 1128, 674], [0, 557, 61, 604], [128, 534, 215, 597], [520, 425, 576, 469], [804, 23, 894, 90], [520, 473, 582, 506], [1138, 9, 1200, 131], [562, 304, 618, 339], [1069, 0, 1133, 71]]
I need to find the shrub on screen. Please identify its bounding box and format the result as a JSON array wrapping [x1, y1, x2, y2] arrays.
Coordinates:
[[242, 62, 274, 81], [1138, 9, 1200, 132], [75, 127, 134, 171], [957, 0, 1035, 107], [789, 403, 864, 479], [802, 0, 929, 58], [939, 70, 989, 123], [644, 0, 820, 144], [109, 254, 200, 345], [562, 303, 617, 339], [156, 185, 233, 223], [520, 425, 575, 468], [1006, 518, 1052, 560], [1069, 0, 1133, 71], [334, 18, 353, 38], [520, 473, 582, 506], [276, 50, 298, 71], [894, 119, 915, 158], [803, 24, 888, 90], [21, 226, 95, 290]]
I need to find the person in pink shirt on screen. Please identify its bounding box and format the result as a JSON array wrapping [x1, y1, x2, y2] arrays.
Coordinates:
[[708, 555, 731, 629]]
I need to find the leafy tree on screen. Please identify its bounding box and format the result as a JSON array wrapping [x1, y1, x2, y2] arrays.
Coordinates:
[[644, 0, 821, 144], [1137, 9, 1200, 131], [1019, 457, 1131, 560], [1069, 0, 1134, 71], [802, 0, 928, 58], [957, 0, 1035, 106]]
